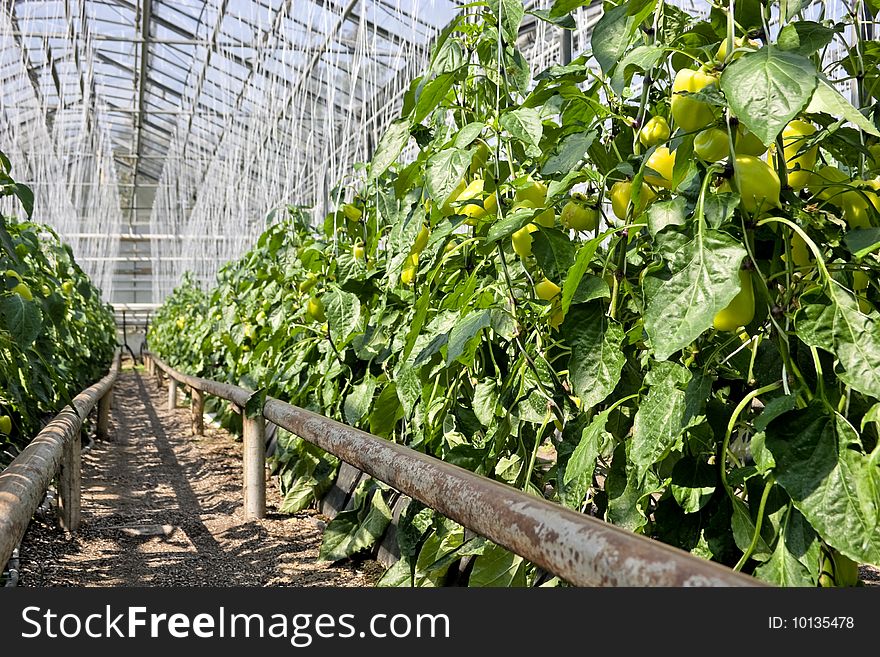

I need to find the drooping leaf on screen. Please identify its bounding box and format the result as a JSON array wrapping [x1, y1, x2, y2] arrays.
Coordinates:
[[473, 379, 500, 428], [797, 283, 880, 399], [806, 78, 880, 137], [646, 197, 688, 237], [368, 119, 411, 183], [630, 361, 691, 476], [561, 408, 612, 508], [777, 21, 838, 56], [324, 287, 362, 347], [844, 228, 880, 259], [319, 489, 392, 562], [549, 0, 591, 20], [562, 303, 625, 410], [426, 147, 472, 208], [765, 404, 880, 565], [468, 542, 526, 587], [610, 45, 664, 95], [720, 46, 818, 146], [590, 2, 654, 75], [644, 230, 747, 360], [606, 443, 662, 533], [344, 375, 377, 425], [541, 131, 595, 175], [500, 107, 543, 158], [447, 309, 493, 365], [754, 506, 818, 587], [370, 383, 403, 438], [532, 228, 575, 282], [0, 295, 42, 345], [413, 73, 455, 124], [730, 495, 772, 561], [671, 457, 717, 514], [780, 0, 813, 22], [454, 122, 486, 149], [490, 0, 525, 44]]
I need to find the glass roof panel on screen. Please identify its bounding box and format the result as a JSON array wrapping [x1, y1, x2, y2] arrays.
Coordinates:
[[1, 0, 526, 305]]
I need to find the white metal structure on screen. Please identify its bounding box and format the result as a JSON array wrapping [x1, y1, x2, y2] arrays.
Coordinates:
[[0, 0, 773, 306]]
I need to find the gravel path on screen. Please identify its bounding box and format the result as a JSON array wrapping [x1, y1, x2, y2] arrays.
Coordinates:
[[17, 366, 379, 587]]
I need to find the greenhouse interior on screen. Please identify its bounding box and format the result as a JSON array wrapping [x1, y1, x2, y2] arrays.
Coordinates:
[[1, 0, 879, 592]]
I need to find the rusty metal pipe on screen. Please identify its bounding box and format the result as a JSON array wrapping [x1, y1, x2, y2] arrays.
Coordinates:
[[145, 353, 763, 587], [0, 354, 120, 570]]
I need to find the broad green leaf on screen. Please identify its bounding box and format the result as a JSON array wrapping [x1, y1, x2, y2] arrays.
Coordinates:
[[324, 287, 361, 347], [0, 219, 21, 262], [534, 57, 591, 83], [806, 78, 880, 137], [319, 490, 392, 562], [376, 559, 412, 587], [631, 362, 691, 475], [344, 375, 377, 425], [549, 0, 590, 19], [644, 230, 747, 360], [411, 311, 457, 367], [730, 495, 772, 560], [486, 205, 539, 243], [646, 197, 688, 237], [765, 404, 880, 565], [547, 170, 592, 199], [780, 0, 812, 22], [13, 183, 33, 218], [429, 36, 465, 75], [490, 0, 525, 44], [426, 147, 472, 207], [447, 309, 493, 365], [671, 457, 716, 513], [561, 236, 603, 314], [500, 107, 543, 158], [797, 283, 880, 399], [417, 535, 486, 587], [755, 395, 798, 432], [454, 122, 486, 149], [590, 2, 648, 75], [777, 21, 837, 56], [562, 303, 625, 410], [413, 73, 454, 124], [0, 295, 42, 345], [368, 119, 410, 183], [394, 364, 421, 418], [844, 228, 880, 259], [562, 408, 612, 506], [532, 228, 575, 282], [720, 46, 818, 146], [473, 379, 499, 427], [610, 45, 663, 95], [370, 383, 403, 438], [570, 275, 610, 305], [541, 131, 595, 175], [606, 443, 662, 533], [754, 506, 818, 587], [468, 542, 526, 587], [529, 8, 577, 29], [703, 191, 740, 229], [415, 522, 464, 586]]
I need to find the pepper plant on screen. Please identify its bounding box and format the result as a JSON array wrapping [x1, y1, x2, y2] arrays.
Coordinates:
[[150, 0, 880, 586], [1, 151, 117, 466]]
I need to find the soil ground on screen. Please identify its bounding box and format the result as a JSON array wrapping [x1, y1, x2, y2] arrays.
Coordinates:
[[17, 366, 380, 587]]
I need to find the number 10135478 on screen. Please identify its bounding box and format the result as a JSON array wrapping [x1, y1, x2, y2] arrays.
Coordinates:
[[769, 616, 854, 630]]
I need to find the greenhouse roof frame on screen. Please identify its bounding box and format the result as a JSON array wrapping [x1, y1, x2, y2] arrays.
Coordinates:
[[1, 0, 466, 303]]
